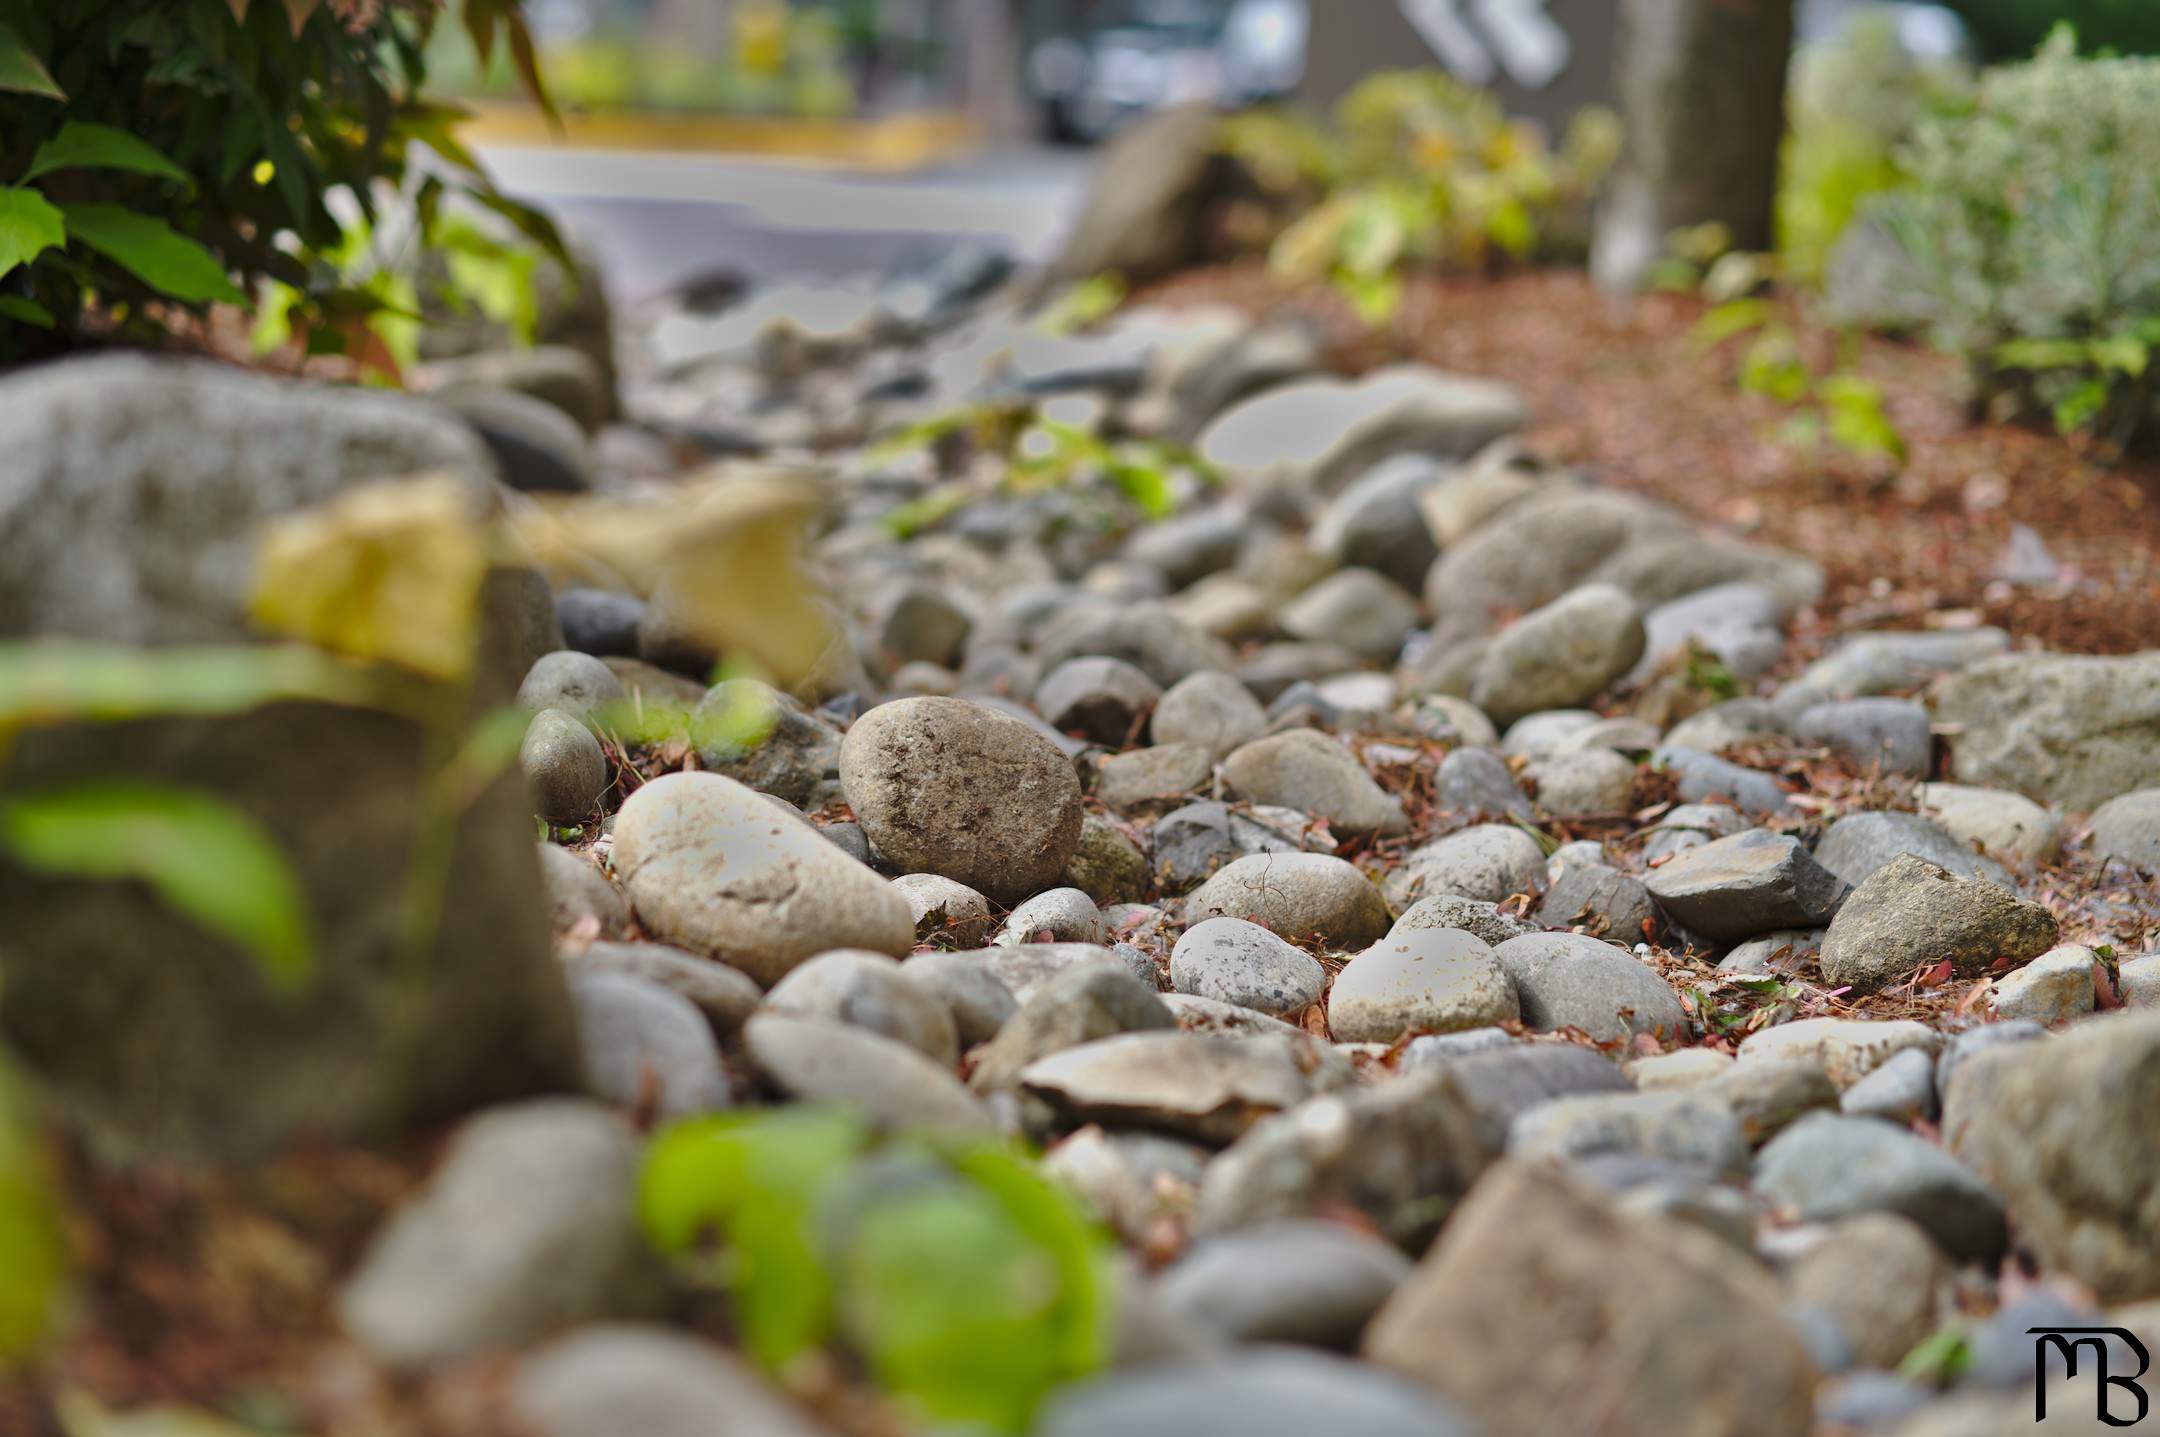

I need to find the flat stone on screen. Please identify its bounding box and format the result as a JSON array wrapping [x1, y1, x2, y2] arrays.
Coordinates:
[[2092, 788, 2160, 870], [1813, 809, 2014, 891], [1279, 567, 1422, 662], [1469, 583, 1647, 727], [1171, 917, 1327, 1018], [568, 973, 733, 1118], [1719, 928, 1822, 974], [1491, 933, 1690, 1043], [1987, 944, 2096, 1025], [1653, 745, 1796, 817], [1020, 1029, 1341, 1144], [1819, 853, 2058, 992], [1709, 1057, 1839, 1145], [1328, 929, 1519, 1043], [1794, 697, 1933, 777], [761, 949, 959, 1065], [1153, 1220, 1414, 1349], [1838, 1045, 1938, 1124], [611, 772, 914, 986], [1038, 1349, 1473, 1437], [971, 962, 1176, 1092], [1735, 1018, 1943, 1090], [1382, 824, 1545, 908], [512, 1325, 829, 1437], [1186, 852, 1391, 948], [741, 1014, 990, 1134], [1388, 893, 1537, 947], [1932, 651, 2160, 810], [1524, 747, 1638, 817], [1627, 1048, 1735, 1090], [339, 1101, 661, 1370], [1534, 861, 1660, 944], [1220, 730, 1408, 838], [1644, 828, 1847, 941], [1095, 743, 1215, 813], [977, 942, 1135, 1004], [1775, 629, 2009, 713], [1433, 747, 1532, 820], [1150, 800, 1305, 893], [1508, 1089, 1748, 1178], [565, 942, 762, 1032], [1754, 1113, 2006, 1263], [895, 951, 1017, 1047], [1151, 670, 1267, 759], [1915, 783, 2061, 866]]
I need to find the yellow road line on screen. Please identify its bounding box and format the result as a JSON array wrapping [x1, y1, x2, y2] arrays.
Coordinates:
[[458, 102, 983, 172]]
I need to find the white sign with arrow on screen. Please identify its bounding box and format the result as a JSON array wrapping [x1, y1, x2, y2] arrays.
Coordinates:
[[1398, 0, 1572, 90]]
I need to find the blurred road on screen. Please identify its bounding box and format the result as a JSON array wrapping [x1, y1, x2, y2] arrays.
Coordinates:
[[477, 144, 1095, 303]]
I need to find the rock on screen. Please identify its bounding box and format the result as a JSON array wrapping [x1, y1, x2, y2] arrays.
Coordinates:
[[1491, 933, 1689, 1043], [1043, 103, 1225, 284], [839, 696, 1085, 903], [1244, 647, 1363, 704], [817, 821, 874, 866], [556, 588, 646, 659], [868, 582, 972, 670], [1036, 656, 1163, 745], [970, 963, 1176, 1093], [522, 709, 609, 822], [1626, 1047, 1734, 1090], [446, 387, 593, 493], [979, 942, 1136, 1004], [1020, 1030, 1337, 1144], [1653, 745, 1796, 817], [1185, 852, 1390, 948], [892, 873, 993, 948], [540, 844, 633, 940], [1710, 1058, 1839, 1145], [566, 942, 762, 1032], [1643, 828, 1847, 941], [0, 361, 584, 1160], [1785, 1214, 1947, 1369], [568, 972, 733, 1118], [1095, 744, 1214, 814], [1219, 730, 1408, 838], [1423, 488, 1680, 649], [1063, 816, 1152, 907], [1915, 783, 2060, 866], [1736, 1018, 1943, 1090], [1719, 928, 1823, 975], [1775, 629, 2009, 714], [1151, 801, 1305, 893], [1819, 853, 2058, 993], [1934, 1020, 2047, 1096], [419, 345, 607, 433], [1363, 1162, 1816, 1437], [512, 1326, 829, 1437], [691, 681, 843, 809], [1162, 993, 1302, 1037], [1508, 1089, 1749, 1178], [339, 1100, 661, 1370], [1038, 1349, 1473, 1437], [1151, 671, 1267, 759], [518, 652, 627, 724], [1383, 824, 1545, 908], [1931, 651, 2160, 810], [1813, 810, 2014, 891], [1663, 698, 1788, 757], [997, 887, 1108, 947], [1628, 581, 1786, 687], [1191, 1066, 1486, 1242], [1987, 944, 2097, 1025], [1469, 584, 1646, 726], [1433, 747, 1532, 820], [1327, 929, 1517, 1043], [1395, 694, 1499, 749], [2092, 788, 2160, 870], [1043, 1127, 1210, 1240], [1198, 365, 1527, 497], [741, 1014, 990, 1134], [1122, 503, 1249, 588], [1754, 1113, 2006, 1264], [1154, 1221, 1413, 1349], [1641, 804, 1747, 866], [1033, 603, 1235, 688], [1279, 568, 1422, 662], [1170, 917, 1327, 1018], [1794, 697, 1933, 777], [1524, 747, 1638, 817], [2124, 953, 2160, 1010], [1388, 893, 1537, 948], [1312, 456, 1446, 590], [1534, 861, 1659, 943], [1943, 1013, 2160, 1301], [1498, 709, 1601, 759], [762, 949, 960, 1065], [1838, 1044, 1938, 1124], [611, 773, 914, 986], [896, 951, 1017, 1047]]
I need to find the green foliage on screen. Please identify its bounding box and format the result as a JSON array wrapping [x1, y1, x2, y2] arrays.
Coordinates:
[[1219, 70, 1619, 326], [1034, 272, 1128, 338], [1872, 32, 2160, 446], [0, 1063, 67, 1363], [640, 1111, 1118, 1432], [0, 784, 313, 997], [1941, 0, 2160, 61], [1694, 300, 1906, 466], [0, 0, 562, 358]]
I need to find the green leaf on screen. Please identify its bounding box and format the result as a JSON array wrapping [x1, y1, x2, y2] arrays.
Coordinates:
[[1691, 298, 1774, 349], [1739, 331, 1811, 405], [59, 203, 244, 305], [0, 23, 62, 99], [25, 123, 189, 185], [2051, 377, 2112, 436], [0, 295, 53, 328], [2089, 335, 2148, 378], [0, 784, 314, 997], [1820, 374, 1906, 464], [0, 642, 385, 737], [0, 1067, 68, 1360], [0, 186, 66, 279], [1993, 337, 2090, 372]]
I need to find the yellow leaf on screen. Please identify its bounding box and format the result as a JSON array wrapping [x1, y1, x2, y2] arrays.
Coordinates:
[[249, 474, 489, 680]]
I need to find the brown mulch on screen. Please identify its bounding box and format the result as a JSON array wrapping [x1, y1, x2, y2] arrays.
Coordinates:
[[1139, 261, 2160, 659]]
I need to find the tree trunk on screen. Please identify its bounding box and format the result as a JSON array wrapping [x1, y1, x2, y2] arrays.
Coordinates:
[[1593, 0, 1795, 292]]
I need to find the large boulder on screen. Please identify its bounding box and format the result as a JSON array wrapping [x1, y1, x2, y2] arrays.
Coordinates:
[[1931, 652, 2160, 811], [1043, 103, 1227, 285], [1818, 853, 2057, 993], [1364, 1162, 1816, 1437], [0, 356, 578, 1162]]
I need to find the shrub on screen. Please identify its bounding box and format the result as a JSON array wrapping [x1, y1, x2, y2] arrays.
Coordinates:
[[1940, 0, 2160, 62], [1872, 30, 2160, 446], [1218, 70, 1619, 324], [0, 0, 561, 362]]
